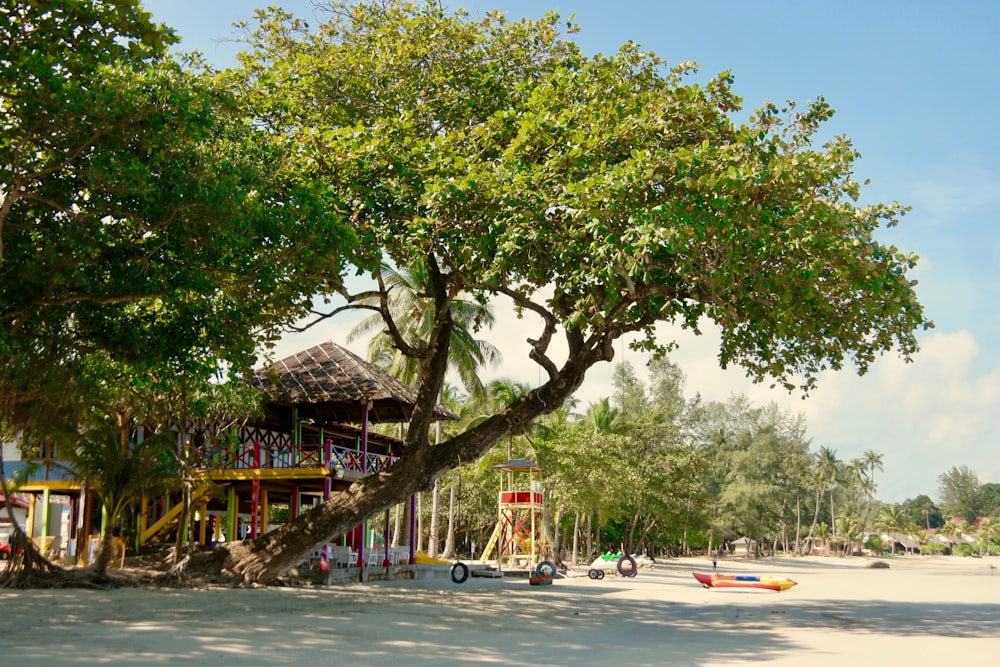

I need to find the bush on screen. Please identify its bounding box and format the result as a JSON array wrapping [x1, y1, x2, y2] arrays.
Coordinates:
[[921, 541, 946, 555], [864, 535, 885, 553], [953, 543, 975, 557]]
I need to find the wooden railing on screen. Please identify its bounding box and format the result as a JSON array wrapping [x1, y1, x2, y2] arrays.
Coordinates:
[[191, 441, 395, 475]]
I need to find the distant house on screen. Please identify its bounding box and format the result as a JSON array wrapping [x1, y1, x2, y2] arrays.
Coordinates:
[[731, 536, 758, 558]]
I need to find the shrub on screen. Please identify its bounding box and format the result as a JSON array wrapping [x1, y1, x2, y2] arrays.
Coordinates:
[[953, 543, 975, 557]]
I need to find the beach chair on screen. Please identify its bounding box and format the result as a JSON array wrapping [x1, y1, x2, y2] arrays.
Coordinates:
[[393, 546, 411, 565], [330, 545, 358, 568]]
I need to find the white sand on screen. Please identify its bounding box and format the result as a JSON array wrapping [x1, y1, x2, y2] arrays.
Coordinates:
[[2, 555, 998, 666]]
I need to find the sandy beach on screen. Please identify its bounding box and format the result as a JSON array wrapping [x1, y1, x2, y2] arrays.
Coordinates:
[[2, 555, 998, 666]]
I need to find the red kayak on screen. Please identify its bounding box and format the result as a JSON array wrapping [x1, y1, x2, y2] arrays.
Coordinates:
[[693, 572, 797, 591]]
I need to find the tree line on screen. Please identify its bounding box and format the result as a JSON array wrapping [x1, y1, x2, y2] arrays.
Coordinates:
[[392, 358, 999, 563]]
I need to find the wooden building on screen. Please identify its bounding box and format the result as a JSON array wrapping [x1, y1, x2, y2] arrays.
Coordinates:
[[10, 340, 453, 569]]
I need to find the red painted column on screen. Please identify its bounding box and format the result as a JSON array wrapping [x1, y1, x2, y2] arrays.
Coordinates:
[[250, 441, 261, 539]]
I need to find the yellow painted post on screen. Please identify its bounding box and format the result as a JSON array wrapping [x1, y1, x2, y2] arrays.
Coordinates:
[[41, 487, 51, 541], [260, 488, 269, 534], [139, 496, 148, 539], [26, 493, 36, 539], [198, 499, 208, 545]]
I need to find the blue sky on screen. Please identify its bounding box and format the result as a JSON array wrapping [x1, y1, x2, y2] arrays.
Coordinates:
[[141, 1, 999, 504]]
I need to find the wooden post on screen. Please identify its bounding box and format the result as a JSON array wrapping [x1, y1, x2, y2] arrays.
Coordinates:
[[41, 487, 51, 542], [25, 493, 36, 539], [139, 496, 148, 539], [383, 508, 391, 566], [260, 488, 269, 535], [250, 441, 261, 539], [320, 439, 332, 571], [408, 494, 417, 565], [356, 401, 370, 569], [198, 499, 208, 545], [226, 485, 237, 542], [290, 486, 300, 521]]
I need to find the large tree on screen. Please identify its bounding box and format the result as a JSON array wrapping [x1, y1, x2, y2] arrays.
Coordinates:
[[938, 465, 983, 524], [196, 1, 927, 583], [1, 1, 354, 400]]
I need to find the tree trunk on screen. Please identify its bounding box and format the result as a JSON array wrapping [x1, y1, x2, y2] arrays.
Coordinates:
[[795, 497, 802, 556], [428, 477, 441, 557], [552, 507, 562, 560], [586, 514, 593, 561], [802, 486, 823, 555], [392, 504, 402, 548], [443, 484, 456, 558], [572, 511, 580, 565]]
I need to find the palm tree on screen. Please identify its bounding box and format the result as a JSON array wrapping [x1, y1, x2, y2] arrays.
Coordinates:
[[61, 414, 177, 577], [876, 504, 908, 555], [347, 261, 501, 398], [976, 517, 1000, 556], [802, 448, 839, 554], [861, 449, 883, 529], [586, 398, 622, 434], [349, 261, 502, 550]]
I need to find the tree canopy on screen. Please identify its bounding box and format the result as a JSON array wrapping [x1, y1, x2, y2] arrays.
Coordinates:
[[0, 0, 355, 403], [3, 0, 932, 584], [201, 0, 931, 583]]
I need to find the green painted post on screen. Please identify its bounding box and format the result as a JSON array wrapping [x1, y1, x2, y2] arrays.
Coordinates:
[[41, 487, 51, 540], [227, 485, 238, 542]]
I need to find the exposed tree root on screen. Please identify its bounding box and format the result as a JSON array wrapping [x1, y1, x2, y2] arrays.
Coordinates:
[[0, 540, 109, 589]]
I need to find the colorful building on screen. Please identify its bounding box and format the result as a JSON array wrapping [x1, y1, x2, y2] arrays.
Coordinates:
[[3, 340, 453, 573]]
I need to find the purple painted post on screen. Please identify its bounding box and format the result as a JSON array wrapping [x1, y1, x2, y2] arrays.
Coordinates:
[[383, 508, 391, 567], [321, 438, 333, 571], [361, 400, 370, 471], [356, 401, 370, 569], [408, 494, 416, 565]]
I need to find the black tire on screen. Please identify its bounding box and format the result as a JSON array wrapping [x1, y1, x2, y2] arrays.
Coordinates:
[[596, 569, 605, 580], [535, 560, 557, 578], [588, 568, 600, 580], [617, 555, 637, 577], [450, 561, 470, 584]]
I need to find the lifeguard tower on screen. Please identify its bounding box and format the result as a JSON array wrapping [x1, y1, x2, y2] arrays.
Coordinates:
[[480, 457, 545, 571]]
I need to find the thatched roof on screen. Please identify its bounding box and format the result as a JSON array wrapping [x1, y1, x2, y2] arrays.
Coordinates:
[[251, 340, 455, 425]]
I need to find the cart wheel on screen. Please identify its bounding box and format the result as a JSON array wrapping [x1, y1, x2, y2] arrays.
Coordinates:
[[536, 560, 557, 578], [617, 555, 637, 577], [588, 568, 600, 580], [450, 561, 469, 584], [596, 569, 605, 579]]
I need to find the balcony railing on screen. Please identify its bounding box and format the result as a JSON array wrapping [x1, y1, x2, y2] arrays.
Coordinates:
[[191, 441, 395, 475]]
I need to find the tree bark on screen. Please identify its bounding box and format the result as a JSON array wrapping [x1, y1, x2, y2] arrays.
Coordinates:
[[571, 511, 579, 565], [443, 484, 456, 558], [428, 477, 441, 558]]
